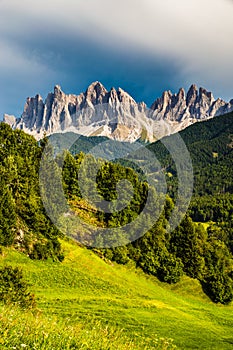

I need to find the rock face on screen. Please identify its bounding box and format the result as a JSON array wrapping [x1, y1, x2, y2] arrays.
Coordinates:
[[149, 84, 233, 126], [4, 82, 233, 142]]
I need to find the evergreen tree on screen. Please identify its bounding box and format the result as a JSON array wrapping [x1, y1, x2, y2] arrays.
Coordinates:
[[170, 216, 204, 279], [0, 177, 16, 246]]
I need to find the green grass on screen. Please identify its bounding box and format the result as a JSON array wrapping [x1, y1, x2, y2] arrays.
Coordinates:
[[0, 306, 176, 350], [0, 240, 233, 349]]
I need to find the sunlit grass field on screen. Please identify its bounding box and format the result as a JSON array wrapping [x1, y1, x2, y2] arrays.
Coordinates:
[[0, 239, 233, 349]]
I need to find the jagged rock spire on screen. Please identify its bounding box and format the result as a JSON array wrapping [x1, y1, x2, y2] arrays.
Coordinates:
[[3, 83, 233, 142]]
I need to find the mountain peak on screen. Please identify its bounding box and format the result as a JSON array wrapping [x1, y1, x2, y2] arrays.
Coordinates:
[[117, 87, 137, 104], [189, 84, 198, 91], [86, 81, 107, 93], [54, 84, 62, 91], [3, 83, 233, 142], [186, 84, 198, 106], [178, 87, 185, 99], [53, 85, 65, 100]]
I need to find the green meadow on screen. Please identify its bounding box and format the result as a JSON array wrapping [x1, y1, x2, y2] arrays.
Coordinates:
[[0, 239, 232, 349]]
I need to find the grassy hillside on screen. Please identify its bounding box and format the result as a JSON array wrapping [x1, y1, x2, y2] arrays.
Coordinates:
[[0, 240, 233, 349]]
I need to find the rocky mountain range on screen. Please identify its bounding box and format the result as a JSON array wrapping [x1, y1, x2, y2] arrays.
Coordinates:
[[3, 82, 233, 142]]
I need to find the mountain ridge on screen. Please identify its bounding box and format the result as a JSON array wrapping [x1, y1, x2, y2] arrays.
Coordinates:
[[3, 82, 233, 142]]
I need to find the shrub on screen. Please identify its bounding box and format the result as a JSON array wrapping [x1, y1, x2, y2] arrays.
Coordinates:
[[0, 265, 36, 309]]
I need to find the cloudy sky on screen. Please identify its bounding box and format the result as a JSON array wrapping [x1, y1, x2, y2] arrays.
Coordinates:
[[0, 0, 233, 118]]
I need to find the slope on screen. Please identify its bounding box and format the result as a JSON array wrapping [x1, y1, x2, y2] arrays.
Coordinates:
[[148, 111, 233, 196], [0, 239, 233, 349]]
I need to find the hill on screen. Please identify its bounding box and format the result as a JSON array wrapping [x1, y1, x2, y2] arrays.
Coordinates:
[[0, 239, 233, 349], [148, 111, 233, 196], [0, 120, 232, 303], [50, 111, 233, 198], [0, 117, 233, 348]]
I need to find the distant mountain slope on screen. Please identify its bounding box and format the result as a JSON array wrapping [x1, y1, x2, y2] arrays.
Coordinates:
[[3, 82, 233, 142], [48, 111, 233, 197], [48, 132, 110, 155], [148, 111, 233, 196]]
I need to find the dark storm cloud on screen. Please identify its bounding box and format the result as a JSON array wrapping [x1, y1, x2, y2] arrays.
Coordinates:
[[0, 19, 180, 116], [0, 0, 233, 117]]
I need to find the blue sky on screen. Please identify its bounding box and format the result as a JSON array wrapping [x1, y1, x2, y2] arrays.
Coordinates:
[[0, 0, 233, 118]]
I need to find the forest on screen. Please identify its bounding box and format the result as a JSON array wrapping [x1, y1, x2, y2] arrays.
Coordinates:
[[0, 112, 233, 305]]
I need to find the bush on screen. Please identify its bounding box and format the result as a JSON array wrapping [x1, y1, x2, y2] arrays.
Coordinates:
[[0, 265, 36, 309], [157, 254, 184, 284], [201, 275, 233, 304], [29, 240, 64, 262]]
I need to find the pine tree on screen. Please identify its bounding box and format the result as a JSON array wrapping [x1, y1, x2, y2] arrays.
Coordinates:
[[0, 175, 16, 246]]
